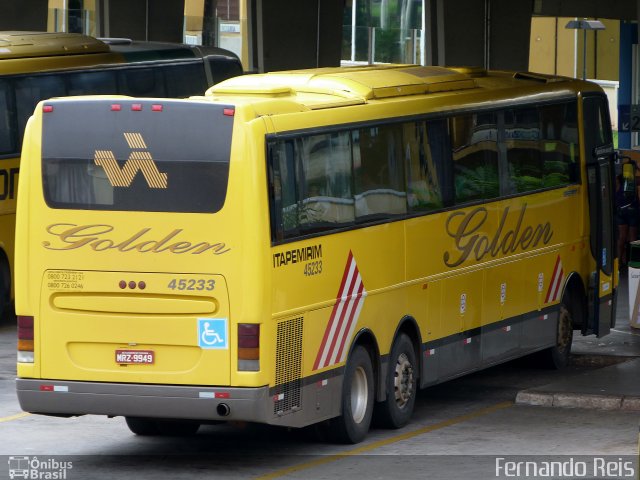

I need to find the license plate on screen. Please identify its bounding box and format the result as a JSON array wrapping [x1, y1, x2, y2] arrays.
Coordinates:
[[115, 349, 154, 365]]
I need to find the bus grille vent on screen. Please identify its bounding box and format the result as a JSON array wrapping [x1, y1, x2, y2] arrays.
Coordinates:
[[274, 317, 303, 415]]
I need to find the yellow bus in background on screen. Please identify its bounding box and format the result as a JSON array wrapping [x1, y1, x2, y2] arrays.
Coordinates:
[[0, 31, 242, 321], [15, 65, 616, 443]]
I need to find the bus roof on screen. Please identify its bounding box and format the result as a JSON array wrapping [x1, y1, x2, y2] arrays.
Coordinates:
[[206, 64, 591, 113], [209, 65, 475, 100], [0, 31, 241, 77], [0, 31, 109, 59]]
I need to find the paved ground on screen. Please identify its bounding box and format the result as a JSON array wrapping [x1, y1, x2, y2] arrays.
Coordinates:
[[516, 272, 640, 411]]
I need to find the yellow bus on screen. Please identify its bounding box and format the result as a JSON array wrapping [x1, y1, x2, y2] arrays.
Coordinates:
[[15, 65, 616, 443], [0, 31, 242, 321]]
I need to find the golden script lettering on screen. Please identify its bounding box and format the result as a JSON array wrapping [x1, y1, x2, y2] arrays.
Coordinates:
[[42, 224, 230, 255], [443, 204, 553, 267]]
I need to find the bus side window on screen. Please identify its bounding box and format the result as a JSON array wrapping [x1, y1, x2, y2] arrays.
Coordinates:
[[297, 132, 354, 228], [541, 101, 579, 185], [118, 68, 166, 97], [505, 106, 543, 194], [270, 140, 299, 241], [406, 119, 448, 212], [207, 57, 243, 85], [15, 75, 66, 148], [0, 80, 16, 155], [353, 123, 406, 219], [67, 71, 117, 95], [163, 63, 208, 97], [451, 113, 499, 204]]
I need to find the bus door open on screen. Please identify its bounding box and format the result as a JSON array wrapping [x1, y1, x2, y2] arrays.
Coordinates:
[[583, 94, 616, 337]]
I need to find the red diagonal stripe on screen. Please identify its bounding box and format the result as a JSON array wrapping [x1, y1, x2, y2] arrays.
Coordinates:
[[334, 280, 365, 363], [552, 267, 564, 302], [545, 256, 561, 303], [324, 263, 360, 366], [313, 251, 354, 370]]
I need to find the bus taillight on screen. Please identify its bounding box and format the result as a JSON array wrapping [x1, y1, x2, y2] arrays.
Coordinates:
[[17, 316, 34, 363], [238, 324, 260, 371]]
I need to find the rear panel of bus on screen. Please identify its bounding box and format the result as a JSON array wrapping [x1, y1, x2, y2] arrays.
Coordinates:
[[16, 98, 272, 396]]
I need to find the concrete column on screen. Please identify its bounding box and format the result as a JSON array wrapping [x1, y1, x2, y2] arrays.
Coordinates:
[[488, 0, 531, 71], [101, 0, 185, 42], [431, 0, 531, 71], [0, 0, 48, 31], [441, 0, 485, 67], [256, 0, 342, 72]]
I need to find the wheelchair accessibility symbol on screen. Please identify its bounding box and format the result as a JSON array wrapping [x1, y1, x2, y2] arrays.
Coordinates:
[[198, 318, 228, 349]]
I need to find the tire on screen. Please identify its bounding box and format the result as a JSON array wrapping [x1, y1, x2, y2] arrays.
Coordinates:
[[125, 417, 200, 436], [328, 345, 375, 444], [156, 419, 200, 436], [125, 417, 160, 436], [375, 333, 418, 429], [0, 258, 10, 324], [540, 300, 574, 369]]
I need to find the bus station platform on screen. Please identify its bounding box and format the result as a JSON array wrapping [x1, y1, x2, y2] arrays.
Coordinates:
[[516, 275, 640, 410]]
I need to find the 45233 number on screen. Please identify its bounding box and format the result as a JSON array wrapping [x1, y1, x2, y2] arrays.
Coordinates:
[[167, 278, 216, 291], [303, 260, 322, 277]]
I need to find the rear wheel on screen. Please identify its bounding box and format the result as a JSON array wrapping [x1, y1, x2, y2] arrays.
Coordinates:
[[156, 419, 200, 436], [0, 257, 11, 324], [125, 417, 159, 436], [375, 333, 418, 429], [328, 345, 374, 444]]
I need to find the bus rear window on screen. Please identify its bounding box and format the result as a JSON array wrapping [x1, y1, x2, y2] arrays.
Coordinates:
[[41, 100, 233, 213]]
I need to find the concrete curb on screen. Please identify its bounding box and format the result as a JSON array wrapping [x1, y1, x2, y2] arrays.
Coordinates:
[[515, 390, 640, 411]]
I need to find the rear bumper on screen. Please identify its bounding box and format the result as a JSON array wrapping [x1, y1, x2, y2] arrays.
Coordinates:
[[16, 378, 273, 423]]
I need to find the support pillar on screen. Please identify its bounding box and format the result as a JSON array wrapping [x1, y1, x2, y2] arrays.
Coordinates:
[[0, 0, 48, 31]]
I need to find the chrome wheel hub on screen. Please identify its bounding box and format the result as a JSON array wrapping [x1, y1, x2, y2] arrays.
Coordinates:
[[350, 365, 369, 423], [393, 353, 414, 408]]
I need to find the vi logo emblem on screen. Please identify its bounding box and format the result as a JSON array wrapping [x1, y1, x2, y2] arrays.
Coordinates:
[[94, 132, 168, 189]]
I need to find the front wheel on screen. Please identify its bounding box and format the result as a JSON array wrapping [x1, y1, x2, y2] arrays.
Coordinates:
[[328, 345, 374, 444], [375, 333, 418, 429], [539, 300, 573, 369]]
